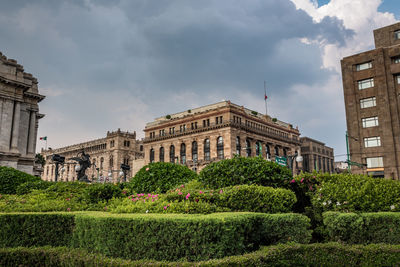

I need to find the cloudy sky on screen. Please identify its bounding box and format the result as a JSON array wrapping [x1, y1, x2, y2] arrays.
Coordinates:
[[0, 0, 398, 160]]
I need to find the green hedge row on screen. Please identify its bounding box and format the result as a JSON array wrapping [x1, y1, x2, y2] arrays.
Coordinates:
[[0, 212, 311, 261], [3, 243, 400, 266], [324, 212, 400, 244]]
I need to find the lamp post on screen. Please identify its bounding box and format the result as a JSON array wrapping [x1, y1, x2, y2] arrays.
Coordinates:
[[51, 154, 65, 182], [345, 131, 359, 172], [286, 151, 303, 176]]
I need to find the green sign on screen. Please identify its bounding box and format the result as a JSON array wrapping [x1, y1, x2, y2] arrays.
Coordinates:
[[275, 156, 287, 166]]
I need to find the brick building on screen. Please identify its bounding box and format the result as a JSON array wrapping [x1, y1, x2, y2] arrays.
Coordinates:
[[41, 129, 144, 182], [143, 101, 302, 172], [0, 52, 45, 175], [300, 137, 334, 173], [341, 22, 400, 178]]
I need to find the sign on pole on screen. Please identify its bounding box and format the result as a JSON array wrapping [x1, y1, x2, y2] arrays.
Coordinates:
[[275, 156, 287, 166]]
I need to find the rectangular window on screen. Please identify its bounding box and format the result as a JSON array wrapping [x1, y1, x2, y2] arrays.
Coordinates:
[[364, 136, 381, 147], [362, 116, 379, 128], [367, 157, 383, 168], [360, 97, 376, 109], [356, 61, 372, 71], [395, 30, 400, 40], [203, 120, 206, 127], [358, 78, 374, 90], [397, 74, 400, 84], [393, 56, 400, 64]]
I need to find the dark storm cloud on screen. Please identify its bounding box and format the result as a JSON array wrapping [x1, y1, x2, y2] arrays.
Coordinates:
[[0, 0, 353, 149]]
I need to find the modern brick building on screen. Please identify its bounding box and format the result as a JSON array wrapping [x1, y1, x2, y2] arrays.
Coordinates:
[[41, 129, 144, 182], [341, 22, 400, 179], [143, 101, 302, 172], [0, 52, 45, 175], [300, 137, 334, 173]]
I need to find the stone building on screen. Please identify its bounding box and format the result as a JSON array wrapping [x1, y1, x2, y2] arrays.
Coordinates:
[[300, 137, 334, 173], [41, 129, 144, 182], [0, 52, 45, 175], [143, 101, 302, 172], [341, 22, 400, 179]]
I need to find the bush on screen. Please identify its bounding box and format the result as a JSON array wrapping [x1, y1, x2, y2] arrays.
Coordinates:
[[311, 173, 400, 212], [3, 243, 400, 266], [83, 183, 122, 203], [324, 212, 400, 244], [129, 162, 197, 193], [218, 185, 296, 213], [16, 180, 53, 195], [0, 166, 40, 194], [0, 213, 75, 247], [198, 156, 291, 189]]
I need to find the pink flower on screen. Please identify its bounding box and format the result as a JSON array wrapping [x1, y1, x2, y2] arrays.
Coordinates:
[[181, 184, 185, 188], [152, 199, 155, 202], [178, 192, 183, 195], [186, 193, 190, 200], [219, 190, 223, 194], [122, 191, 127, 195], [199, 191, 203, 194], [164, 206, 167, 210], [195, 199, 199, 203], [67, 208, 71, 212], [143, 200, 146, 203], [146, 167, 150, 171], [290, 179, 296, 184], [309, 186, 313, 191], [104, 206, 108, 211], [300, 178, 304, 183], [66, 198, 70, 201]]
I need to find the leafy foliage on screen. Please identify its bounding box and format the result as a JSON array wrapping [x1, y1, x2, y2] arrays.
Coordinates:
[[16, 180, 53, 195], [83, 183, 122, 203], [129, 162, 197, 193], [198, 156, 291, 189], [0, 166, 41, 194], [324, 212, 400, 244]]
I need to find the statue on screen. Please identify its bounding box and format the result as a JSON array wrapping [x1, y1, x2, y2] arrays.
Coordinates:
[[70, 150, 91, 183]]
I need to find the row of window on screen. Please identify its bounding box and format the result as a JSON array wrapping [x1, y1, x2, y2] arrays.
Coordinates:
[[302, 155, 334, 173], [149, 137, 224, 164], [355, 54, 400, 72]]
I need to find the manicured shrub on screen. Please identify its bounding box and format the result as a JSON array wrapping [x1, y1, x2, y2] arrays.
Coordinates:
[[218, 185, 296, 213], [198, 156, 291, 189], [45, 181, 89, 199], [0, 213, 75, 247], [129, 162, 197, 193], [16, 180, 53, 195], [312, 173, 400, 212], [71, 212, 310, 261], [324, 212, 400, 244], [0, 166, 41, 194], [83, 183, 122, 203]]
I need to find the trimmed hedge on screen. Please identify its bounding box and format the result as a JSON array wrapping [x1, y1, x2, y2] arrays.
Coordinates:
[[3, 243, 400, 266], [129, 162, 197, 193], [324, 212, 400, 244], [0, 166, 41, 194], [0, 213, 75, 247], [71, 212, 311, 261], [199, 156, 292, 189], [0, 212, 311, 261]]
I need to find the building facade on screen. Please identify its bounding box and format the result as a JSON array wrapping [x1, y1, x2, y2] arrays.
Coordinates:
[[143, 101, 302, 172], [300, 137, 334, 173], [41, 129, 144, 182], [0, 52, 45, 175], [341, 22, 400, 179]]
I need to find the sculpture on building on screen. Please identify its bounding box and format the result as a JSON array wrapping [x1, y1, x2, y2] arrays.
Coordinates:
[[70, 150, 91, 182]]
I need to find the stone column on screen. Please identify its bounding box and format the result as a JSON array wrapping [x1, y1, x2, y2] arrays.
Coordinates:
[[27, 111, 37, 155], [10, 101, 21, 153]]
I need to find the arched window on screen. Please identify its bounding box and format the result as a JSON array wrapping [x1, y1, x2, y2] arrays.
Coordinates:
[[256, 141, 262, 156], [283, 148, 287, 157], [275, 146, 279, 156], [170, 145, 175, 163], [204, 139, 210, 161], [266, 145, 271, 159], [192, 141, 198, 163], [217, 136, 224, 159], [180, 143, 186, 164], [109, 155, 114, 169], [140, 145, 143, 151], [246, 139, 251, 157], [159, 147, 164, 162], [150, 148, 154, 163], [236, 137, 241, 155]]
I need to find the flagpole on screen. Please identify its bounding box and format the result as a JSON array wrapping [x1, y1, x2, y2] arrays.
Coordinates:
[[264, 81, 268, 115]]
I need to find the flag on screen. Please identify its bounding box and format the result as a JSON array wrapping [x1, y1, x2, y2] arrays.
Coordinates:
[[264, 81, 268, 100], [264, 94, 268, 100], [40, 136, 47, 141]]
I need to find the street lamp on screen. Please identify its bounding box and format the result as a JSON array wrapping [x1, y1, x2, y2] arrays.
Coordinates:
[[51, 154, 65, 182], [287, 151, 303, 176], [345, 131, 360, 171]]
